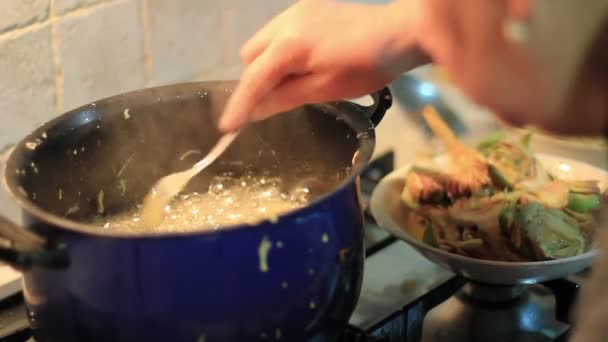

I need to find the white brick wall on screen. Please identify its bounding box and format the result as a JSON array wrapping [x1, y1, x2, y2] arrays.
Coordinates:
[[54, 0, 106, 15], [56, 0, 146, 110], [222, 0, 293, 64], [0, 25, 56, 147], [146, 0, 223, 85], [0, 0, 50, 33], [0, 0, 295, 150]]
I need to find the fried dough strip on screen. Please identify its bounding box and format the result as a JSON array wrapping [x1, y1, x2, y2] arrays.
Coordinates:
[[422, 106, 491, 193]]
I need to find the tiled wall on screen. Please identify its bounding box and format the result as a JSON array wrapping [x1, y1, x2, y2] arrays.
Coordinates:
[[0, 0, 295, 150]]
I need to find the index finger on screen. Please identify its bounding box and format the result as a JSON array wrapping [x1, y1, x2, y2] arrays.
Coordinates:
[[241, 9, 289, 64], [220, 40, 306, 132]]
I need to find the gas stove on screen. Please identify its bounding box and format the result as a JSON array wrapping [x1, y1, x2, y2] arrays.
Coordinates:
[[337, 151, 586, 342], [0, 151, 588, 341]]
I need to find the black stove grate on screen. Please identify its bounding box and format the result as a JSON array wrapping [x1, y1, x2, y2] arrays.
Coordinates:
[[337, 275, 581, 342]]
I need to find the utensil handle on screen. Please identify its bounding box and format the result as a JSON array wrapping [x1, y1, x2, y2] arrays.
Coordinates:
[[366, 87, 393, 127], [0, 215, 69, 271], [193, 129, 240, 171]]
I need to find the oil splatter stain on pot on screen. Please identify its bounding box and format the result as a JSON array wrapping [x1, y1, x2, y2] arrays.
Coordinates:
[[258, 236, 272, 272]]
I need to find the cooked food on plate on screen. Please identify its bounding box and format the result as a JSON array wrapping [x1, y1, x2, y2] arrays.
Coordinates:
[[401, 106, 606, 262]]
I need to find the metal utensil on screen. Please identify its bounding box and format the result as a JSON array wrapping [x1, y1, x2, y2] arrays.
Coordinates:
[[140, 130, 240, 227], [391, 74, 468, 137]]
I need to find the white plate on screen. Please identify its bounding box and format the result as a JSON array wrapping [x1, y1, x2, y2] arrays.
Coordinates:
[[370, 154, 607, 285]]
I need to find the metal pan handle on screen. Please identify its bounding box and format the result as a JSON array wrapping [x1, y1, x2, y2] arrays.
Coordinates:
[[0, 215, 69, 270], [365, 86, 393, 127]]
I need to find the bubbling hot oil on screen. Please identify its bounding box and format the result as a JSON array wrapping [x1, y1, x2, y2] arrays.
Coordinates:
[[98, 174, 311, 233]]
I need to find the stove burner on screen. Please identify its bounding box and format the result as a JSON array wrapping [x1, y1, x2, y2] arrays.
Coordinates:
[[338, 276, 580, 342], [422, 281, 570, 342]]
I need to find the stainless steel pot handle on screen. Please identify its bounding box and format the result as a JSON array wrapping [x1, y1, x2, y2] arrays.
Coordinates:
[[0, 215, 69, 270]]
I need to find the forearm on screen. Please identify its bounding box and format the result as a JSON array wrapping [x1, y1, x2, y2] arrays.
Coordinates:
[[524, 0, 608, 135], [388, 0, 608, 136], [376, 0, 431, 77]]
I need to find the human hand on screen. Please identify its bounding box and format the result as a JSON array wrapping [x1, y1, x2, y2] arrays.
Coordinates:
[[415, 0, 607, 135], [218, 0, 426, 132], [221, 0, 607, 135]]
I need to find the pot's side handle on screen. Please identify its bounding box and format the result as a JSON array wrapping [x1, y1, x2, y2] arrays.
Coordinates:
[[366, 87, 393, 127], [0, 215, 69, 270]]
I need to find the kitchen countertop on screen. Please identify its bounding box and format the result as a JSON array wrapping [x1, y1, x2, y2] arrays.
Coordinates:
[[350, 240, 453, 329]]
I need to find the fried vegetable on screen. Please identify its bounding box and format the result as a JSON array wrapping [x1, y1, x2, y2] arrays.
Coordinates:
[[472, 187, 493, 198], [504, 202, 585, 260], [454, 238, 484, 251], [563, 180, 602, 194], [402, 171, 423, 209], [515, 160, 552, 192], [422, 106, 491, 194], [534, 181, 570, 209], [563, 208, 592, 222], [481, 140, 536, 188], [476, 131, 505, 152], [401, 169, 447, 209], [567, 193, 601, 213], [422, 222, 439, 247], [447, 196, 511, 260], [563, 208, 597, 243], [499, 205, 515, 235], [401, 113, 603, 262], [418, 206, 460, 243], [520, 130, 534, 150]]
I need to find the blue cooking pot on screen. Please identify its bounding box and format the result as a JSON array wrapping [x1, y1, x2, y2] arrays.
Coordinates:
[[0, 80, 391, 341]]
